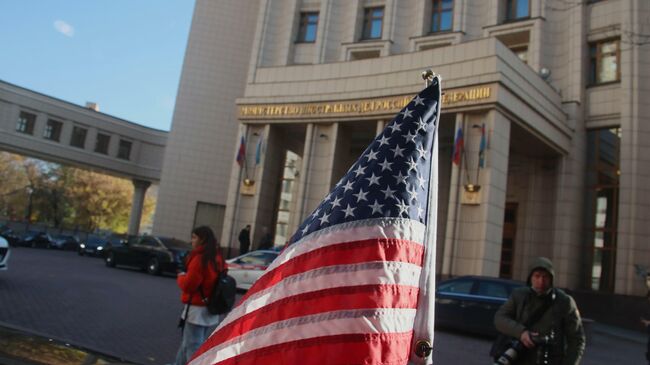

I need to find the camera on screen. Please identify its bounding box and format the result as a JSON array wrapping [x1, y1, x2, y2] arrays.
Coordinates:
[[493, 332, 555, 365]]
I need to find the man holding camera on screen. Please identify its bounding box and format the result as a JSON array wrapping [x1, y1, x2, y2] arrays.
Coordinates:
[[494, 257, 586, 364]]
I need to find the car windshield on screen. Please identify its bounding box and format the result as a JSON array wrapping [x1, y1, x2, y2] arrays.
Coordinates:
[[159, 237, 190, 250], [108, 235, 127, 245], [237, 252, 278, 266], [86, 236, 108, 245]]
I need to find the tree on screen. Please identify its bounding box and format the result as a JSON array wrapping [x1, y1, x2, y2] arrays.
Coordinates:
[[0, 151, 157, 233]]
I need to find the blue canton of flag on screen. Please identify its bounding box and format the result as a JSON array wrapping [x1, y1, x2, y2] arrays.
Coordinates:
[[292, 81, 440, 243]]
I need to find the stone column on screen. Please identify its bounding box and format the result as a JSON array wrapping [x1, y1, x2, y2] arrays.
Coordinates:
[[442, 113, 464, 277], [129, 179, 151, 235], [445, 110, 510, 276], [295, 123, 314, 222]]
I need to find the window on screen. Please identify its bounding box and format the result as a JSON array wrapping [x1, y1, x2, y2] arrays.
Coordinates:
[[438, 279, 474, 294], [505, 0, 530, 21], [16, 111, 36, 135], [362, 7, 384, 40], [140, 237, 159, 247], [431, 0, 453, 33], [95, 133, 110, 154], [235, 251, 278, 266], [43, 119, 63, 141], [296, 12, 318, 42], [589, 39, 620, 85], [70, 126, 87, 149], [476, 282, 509, 299], [117, 139, 132, 160], [584, 128, 620, 292]]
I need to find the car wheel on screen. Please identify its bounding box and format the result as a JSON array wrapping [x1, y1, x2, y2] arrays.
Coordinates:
[[105, 252, 116, 267], [78, 250, 84, 256], [147, 258, 161, 275]]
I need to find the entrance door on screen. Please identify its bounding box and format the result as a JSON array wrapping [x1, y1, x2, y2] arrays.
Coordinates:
[[499, 203, 517, 279]]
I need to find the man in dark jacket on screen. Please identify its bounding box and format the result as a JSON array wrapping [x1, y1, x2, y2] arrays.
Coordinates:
[[494, 257, 586, 364], [238, 225, 251, 255]]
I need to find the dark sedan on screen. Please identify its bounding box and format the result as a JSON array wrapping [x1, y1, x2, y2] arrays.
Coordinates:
[[79, 235, 123, 256], [104, 235, 190, 275], [435, 275, 525, 337], [50, 234, 81, 250], [19, 231, 53, 248]]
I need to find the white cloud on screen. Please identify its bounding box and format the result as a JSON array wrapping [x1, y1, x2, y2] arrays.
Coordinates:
[[53, 20, 74, 37]]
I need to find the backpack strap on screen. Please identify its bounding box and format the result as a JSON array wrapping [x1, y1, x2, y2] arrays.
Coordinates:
[[522, 288, 556, 328]]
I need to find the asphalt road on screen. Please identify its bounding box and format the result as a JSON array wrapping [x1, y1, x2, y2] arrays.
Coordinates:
[[0, 247, 646, 364]]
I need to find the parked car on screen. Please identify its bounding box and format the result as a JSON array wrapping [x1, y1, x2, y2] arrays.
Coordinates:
[[226, 250, 280, 290], [0, 324, 135, 364], [19, 231, 54, 248], [0, 226, 20, 247], [50, 234, 81, 250], [435, 275, 525, 337], [104, 235, 190, 275], [0, 236, 9, 271], [79, 235, 113, 256]]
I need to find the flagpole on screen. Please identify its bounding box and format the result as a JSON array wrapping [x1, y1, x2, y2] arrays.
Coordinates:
[[412, 69, 438, 363], [229, 125, 249, 258]]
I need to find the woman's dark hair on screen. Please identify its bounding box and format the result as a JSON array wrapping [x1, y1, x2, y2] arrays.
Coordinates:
[[192, 226, 220, 270]]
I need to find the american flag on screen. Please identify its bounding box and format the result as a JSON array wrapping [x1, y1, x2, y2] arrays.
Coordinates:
[[189, 77, 441, 365]]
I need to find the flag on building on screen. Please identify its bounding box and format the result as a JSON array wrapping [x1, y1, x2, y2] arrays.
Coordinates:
[[255, 136, 263, 166], [452, 126, 463, 165], [236, 136, 246, 167], [189, 77, 441, 365], [478, 123, 486, 168]]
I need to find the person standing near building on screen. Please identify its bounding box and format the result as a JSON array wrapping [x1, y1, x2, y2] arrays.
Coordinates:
[[172, 226, 226, 365], [494, 257, 586, 364], [238, 224, 251, 255]]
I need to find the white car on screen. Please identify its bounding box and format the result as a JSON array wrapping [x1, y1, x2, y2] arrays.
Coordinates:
[[0, 236, 10, 271], [226, 250, 280, 290]]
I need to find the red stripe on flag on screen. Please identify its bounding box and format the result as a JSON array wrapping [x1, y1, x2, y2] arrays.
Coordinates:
[[196, 284, 419, 354], [197, 332, 414, 365], [240, 238, 424, 302]]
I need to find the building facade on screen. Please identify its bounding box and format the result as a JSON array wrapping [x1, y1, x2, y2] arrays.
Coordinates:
[[154, 0, 650, 297], [0, 80, 167, 235]]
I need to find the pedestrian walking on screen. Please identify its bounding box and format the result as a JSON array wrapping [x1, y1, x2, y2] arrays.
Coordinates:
[[493, 257, 586, 364], [172, 226, 226, 365], [238, 224, 251, 255]]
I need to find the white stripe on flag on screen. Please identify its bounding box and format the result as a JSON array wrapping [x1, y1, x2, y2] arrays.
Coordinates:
[[220, 261, 422, 329], [267, 218, 426, 273], [192, 308, 418, 365]]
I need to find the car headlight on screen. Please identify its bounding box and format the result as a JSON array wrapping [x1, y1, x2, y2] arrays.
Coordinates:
[[97, 246, 103, 251], [80, 244, 86, 249]]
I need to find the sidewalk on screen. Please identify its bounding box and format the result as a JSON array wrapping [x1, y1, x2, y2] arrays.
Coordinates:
[[590, 320, 646, 345]]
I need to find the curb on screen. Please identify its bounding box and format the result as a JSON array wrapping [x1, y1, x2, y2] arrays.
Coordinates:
[[0, 320, 144, 364]]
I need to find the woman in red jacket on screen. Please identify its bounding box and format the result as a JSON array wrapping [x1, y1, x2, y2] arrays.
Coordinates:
[[173, 226, 226, 365]]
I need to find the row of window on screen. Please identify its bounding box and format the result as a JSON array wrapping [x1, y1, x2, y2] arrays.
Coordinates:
[[296, 0, 532, 43], [16, 111, 132, 160], [296, 1, 619, 86]]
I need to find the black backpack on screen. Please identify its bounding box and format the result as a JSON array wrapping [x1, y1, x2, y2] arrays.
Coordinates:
[[200, 271, 237, 315]]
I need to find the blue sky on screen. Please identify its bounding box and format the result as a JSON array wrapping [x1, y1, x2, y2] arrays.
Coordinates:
[[0, 1, 195, 131]]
